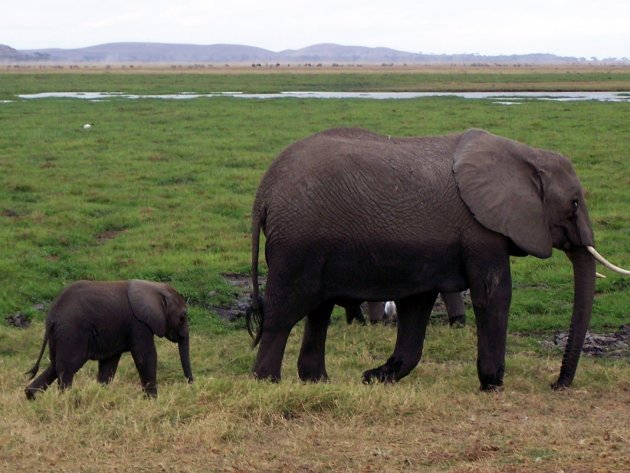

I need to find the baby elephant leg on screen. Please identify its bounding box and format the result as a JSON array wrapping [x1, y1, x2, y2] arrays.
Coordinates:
[[55, 339, 88, 391], [25, 365, 58, 400], [56, 358, 86, 391], [131, 342, 158, 397]]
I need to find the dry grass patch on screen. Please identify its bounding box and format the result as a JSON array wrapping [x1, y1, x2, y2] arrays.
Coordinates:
[[3, 333, 630, 472], [4, 388, 630, 472]]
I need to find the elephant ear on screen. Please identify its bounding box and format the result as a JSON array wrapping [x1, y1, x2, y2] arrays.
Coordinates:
[[127, 280, 167, 337], [453, 129, 552, 258]]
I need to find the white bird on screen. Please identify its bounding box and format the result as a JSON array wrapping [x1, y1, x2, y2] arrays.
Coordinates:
[[82, 123, 92, 129], [384, 301, 397, 319]]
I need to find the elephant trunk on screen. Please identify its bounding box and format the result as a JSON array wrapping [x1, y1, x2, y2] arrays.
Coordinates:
[[178, 333, 193, 384], [553, 247, 596, 389]]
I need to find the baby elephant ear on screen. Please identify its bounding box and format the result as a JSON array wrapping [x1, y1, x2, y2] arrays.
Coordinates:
[[453, 129, 552, 258], [127, 280, 167, 337]]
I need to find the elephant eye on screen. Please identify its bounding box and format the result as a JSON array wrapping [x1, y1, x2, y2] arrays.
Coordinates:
[[572, 199, 579, 210]]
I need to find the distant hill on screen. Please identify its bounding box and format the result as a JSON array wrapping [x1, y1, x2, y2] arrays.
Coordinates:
[[0, 42, 620, 65], [0, 44, 51, 62], [14, 43, 277, 64]]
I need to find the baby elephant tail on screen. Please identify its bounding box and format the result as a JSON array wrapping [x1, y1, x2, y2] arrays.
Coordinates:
[[25, 324, 51, 380]]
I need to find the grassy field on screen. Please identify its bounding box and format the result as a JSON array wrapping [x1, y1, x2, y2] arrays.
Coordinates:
[[1, 71, 629, 472]]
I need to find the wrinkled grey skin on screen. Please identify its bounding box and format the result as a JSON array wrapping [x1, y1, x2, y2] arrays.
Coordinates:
[[344, 292, 466, 326], [25, 280, 193, 399], [247, 128, 600, 391]]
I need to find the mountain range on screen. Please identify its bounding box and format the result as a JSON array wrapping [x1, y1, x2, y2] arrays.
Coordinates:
[[0, 42, 618, 65]]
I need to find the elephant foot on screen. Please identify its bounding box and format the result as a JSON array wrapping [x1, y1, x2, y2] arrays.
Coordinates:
[[252, 368, 281, 383], [139, 378, 158, 398], [448, 314, 466, 327], [362, 356, 403, 384], [298, 359, 328, 382], [25, 387, 41, 400], [550, 377, 572, 391], [252, 356, 283, 383], [478, 363, 505, 391], [298, 370, 329, 383]]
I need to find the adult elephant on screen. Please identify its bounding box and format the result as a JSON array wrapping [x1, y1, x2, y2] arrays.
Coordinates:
[[246, 128, 628, 390]]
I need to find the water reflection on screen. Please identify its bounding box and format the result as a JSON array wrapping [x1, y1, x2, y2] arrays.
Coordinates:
[[15, 91, 630, 103]]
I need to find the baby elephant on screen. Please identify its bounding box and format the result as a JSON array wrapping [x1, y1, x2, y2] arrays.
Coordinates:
[[25, 280, 193, 400]]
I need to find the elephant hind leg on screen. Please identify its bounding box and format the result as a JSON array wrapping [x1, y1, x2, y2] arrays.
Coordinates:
[[442, 292, 467, 327], [367, 301, 386, 324], [56, 358, 87, 391], [55, 337, 88, 391], [97, 353, 122, 384], [298, 301, 334, 382], [252, 329, 292, 382], [25, 365, 58, 400], [252, 277, 319, 382], [363, 291, 438, 384]]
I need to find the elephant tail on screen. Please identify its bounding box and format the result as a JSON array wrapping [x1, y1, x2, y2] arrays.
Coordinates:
[[246, 205, 265, 347], [25, 322, 51, 380], [246, 297, 264, 347]]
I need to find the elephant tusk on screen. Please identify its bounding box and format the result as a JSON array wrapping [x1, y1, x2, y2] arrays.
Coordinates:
[[596, 272, 606, 279], [587, 246, 630, 276]]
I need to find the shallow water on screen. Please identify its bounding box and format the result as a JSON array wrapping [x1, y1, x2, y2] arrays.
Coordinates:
[[14, 90, 630, 103]]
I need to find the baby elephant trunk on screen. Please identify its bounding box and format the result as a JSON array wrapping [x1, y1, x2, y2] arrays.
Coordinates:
[[178, 333, 193, 384]]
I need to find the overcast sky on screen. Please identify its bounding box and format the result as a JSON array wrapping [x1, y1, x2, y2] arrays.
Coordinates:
[[3, 0, 629, 59]]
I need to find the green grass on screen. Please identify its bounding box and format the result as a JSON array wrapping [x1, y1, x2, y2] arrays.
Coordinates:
[[2, 68, 630, 99], [1, 92, 628, 331], [1, 72, 629, 472]]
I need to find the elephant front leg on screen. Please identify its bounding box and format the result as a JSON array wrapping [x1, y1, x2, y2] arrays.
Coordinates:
[[363, 292, 438, 384], [298, 302, 334, 382], [97, 353, 122, 384], [131, 341, 158, 397], [468, 262, 512, 391], [25, 365, 58, 400]]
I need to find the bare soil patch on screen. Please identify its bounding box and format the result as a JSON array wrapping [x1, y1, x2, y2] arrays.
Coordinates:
[[543, 324, 630, 358], [95, 229, 127, 244], [212, 272, 263, 322], [5, 312, 31, 328]]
